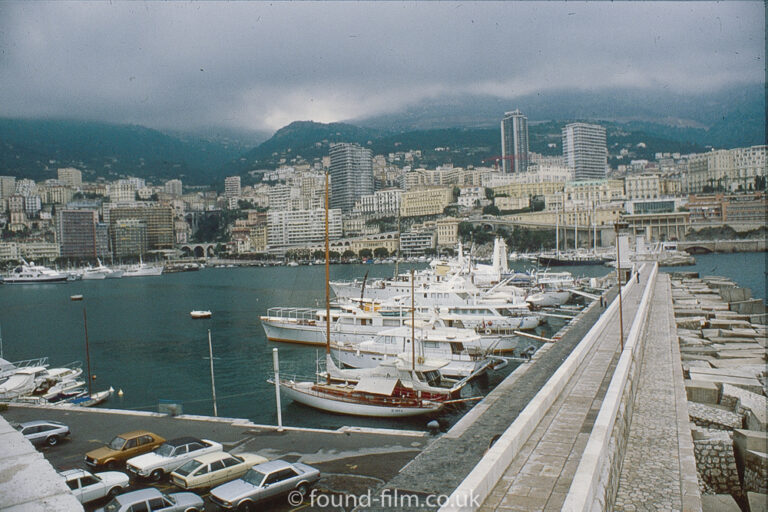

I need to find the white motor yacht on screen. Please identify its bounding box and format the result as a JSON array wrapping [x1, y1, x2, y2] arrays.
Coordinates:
[[2, 259, 69, 284]]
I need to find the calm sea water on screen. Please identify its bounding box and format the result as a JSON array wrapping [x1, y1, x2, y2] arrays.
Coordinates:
[[0, 253, 762, 429]]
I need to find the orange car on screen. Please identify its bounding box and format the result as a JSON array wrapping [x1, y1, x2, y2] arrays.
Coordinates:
[[85, 430, 165, 469]]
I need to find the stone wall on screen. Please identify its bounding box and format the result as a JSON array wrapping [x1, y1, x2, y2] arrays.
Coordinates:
[[693, 437, 741, 495], [744, 450, 768, 494]]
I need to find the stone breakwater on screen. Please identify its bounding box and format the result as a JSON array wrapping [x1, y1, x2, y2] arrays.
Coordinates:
[[671, 272, 767, 512]]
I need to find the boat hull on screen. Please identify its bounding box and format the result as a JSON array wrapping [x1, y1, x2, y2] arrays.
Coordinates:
[[278, 380, 442, 417], [261, 319, 522, 353]]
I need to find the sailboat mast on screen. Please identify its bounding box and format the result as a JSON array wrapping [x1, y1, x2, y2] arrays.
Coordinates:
[[324, 171, 331, 385], [411, 268, 415, 371], [574, 206, 578, 250], [555, 203, 560, 257]]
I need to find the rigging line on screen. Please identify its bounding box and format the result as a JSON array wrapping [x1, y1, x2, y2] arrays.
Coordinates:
[[126, 389, 264, 410]]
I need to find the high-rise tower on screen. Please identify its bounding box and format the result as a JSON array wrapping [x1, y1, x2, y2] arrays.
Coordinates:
[[329, 143, 374, 212], [562, 122, 607, 181], [500, 110, 530, 174]]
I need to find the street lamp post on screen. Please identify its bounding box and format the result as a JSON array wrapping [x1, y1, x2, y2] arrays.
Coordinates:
[[614, 222, 629, 351], [207, 329, 218, 417], [70, 295, 92, 396]]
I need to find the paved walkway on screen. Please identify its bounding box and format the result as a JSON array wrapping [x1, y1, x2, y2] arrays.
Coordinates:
[[614, 273, 701, 511], [369, 286, 621, 508], [478, 273, 646, 512]]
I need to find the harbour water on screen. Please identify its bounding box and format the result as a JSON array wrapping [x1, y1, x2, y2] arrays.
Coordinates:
[[0, 253, 763, 430]]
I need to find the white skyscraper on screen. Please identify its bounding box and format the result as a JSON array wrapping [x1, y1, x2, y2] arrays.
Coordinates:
[[224, 176, 242, 199], [329, 143, 374, 213], [500, 110, 530, 174], [562, 122, 607, 181], [164, 179, 183, 196]]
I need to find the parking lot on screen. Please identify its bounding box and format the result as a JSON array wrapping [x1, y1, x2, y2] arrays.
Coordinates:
[[2, 405, 430, 511]]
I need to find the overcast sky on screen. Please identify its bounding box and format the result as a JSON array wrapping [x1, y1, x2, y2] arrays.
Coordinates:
[[0, 1, 763, 133]]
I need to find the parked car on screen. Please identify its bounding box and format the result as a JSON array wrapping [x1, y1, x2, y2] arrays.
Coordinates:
[[85, 430, 166, 469], [94, 487, 203, 512], [209, 459, 320, 511], [126, 436, 223, 481], [60, 468, 129, 504], [170, 451, 268, 491], [13, 420, 70, 446]]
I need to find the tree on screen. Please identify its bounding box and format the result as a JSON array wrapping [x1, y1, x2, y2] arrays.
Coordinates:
[[359, 248, 373, 259], [342, 249, 356, 260], [484, 187, 494, 200], [373, 247, 389, 258], [482, 205, 500, 216], [312, 250, 325, 260]]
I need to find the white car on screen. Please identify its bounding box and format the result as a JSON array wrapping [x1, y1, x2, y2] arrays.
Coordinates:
[[170, 451, 268, 490], [126, 436, 223, 481], [60, 468, 129, 504]]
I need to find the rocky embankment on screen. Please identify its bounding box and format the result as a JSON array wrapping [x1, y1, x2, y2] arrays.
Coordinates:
[[671, 273, 767, 512]]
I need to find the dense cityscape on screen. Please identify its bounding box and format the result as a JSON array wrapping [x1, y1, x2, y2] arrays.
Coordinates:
[[1, 2, 766, 512], [0, 113, 765, 267]]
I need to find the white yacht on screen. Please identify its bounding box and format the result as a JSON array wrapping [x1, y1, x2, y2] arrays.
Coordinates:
[[2, 260, 69, 284], [330, 323, 505, 378], [89, 258, 124, 279], [123, 257, 163, 277]]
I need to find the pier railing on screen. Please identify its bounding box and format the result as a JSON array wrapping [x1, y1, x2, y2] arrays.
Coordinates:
[[562, 262, 658, 511], [440, 266, 642, 512]]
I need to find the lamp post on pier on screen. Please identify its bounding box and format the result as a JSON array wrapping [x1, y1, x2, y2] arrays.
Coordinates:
[[614, 222, 629, 351]]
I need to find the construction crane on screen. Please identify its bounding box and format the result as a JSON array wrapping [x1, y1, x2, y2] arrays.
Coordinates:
[[481, 155, 517, 172]]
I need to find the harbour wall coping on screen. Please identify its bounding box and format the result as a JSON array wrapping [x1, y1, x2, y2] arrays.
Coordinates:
[[438, 267, 641, 512], [561, 263, 658, 511], [0, 415, 83, 511]]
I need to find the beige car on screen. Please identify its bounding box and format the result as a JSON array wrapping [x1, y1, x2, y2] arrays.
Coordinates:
[[170, 451, 268, 491]]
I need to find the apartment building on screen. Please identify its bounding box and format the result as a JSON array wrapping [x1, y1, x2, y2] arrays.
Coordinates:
[[355, 189, 402, 217], [267, 208, 342, 249], [57, 168, 83, 188], [400, 187, 453, 218]]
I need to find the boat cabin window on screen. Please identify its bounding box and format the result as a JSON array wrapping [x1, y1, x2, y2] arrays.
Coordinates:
[[423, 341, 440, 349], [419, 370, 442, 387], [450, 343, 465, 354]]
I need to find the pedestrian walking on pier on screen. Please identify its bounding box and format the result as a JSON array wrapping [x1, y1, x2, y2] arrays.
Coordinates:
[[636, 272, 640, 283]]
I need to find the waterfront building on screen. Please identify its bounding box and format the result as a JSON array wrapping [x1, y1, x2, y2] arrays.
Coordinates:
[[435, 217, 460, 248], [112, 219, 148, 258], [0, 242, 20, 261], [342, 215, 380, 238], [500, 110, 530, 174], [16, 242, 61, 262], [329, 143, 374, 213], [0, 176, 16, 200], [267, 208, 342, 250], [400, 187, 453, 218], [57, 209, 100, 259], [354, 189, 402, 217], [107, 204, 175, 252], [621, 212, 690, 242], [562, 122, 607, 180], [400, 230, 436, 255], [686, 192, 767, 229], [57, 168, 82, 188], [15, 179, 37, 197], [164, 179, 182, 197], [225, 176, 242, 201]]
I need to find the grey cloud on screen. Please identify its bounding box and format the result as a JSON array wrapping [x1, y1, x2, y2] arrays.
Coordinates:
[[0, 1, 763, 132]]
